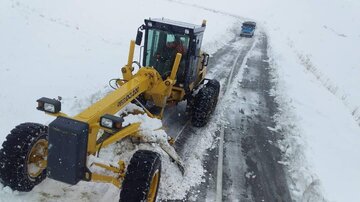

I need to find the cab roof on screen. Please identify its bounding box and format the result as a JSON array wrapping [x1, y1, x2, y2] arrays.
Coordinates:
[[145, 18, 206, 35]]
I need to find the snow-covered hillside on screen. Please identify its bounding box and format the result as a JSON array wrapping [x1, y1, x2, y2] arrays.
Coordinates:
[[1, 0, 360, 201]]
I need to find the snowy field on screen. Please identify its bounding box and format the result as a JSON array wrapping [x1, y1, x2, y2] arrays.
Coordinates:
[[1, 0, 360, 201]]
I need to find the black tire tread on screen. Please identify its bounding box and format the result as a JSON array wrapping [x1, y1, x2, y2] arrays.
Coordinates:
[[0, 123, 48, 191], [191, 79, 220, 127], [120, 150, 161, 202]]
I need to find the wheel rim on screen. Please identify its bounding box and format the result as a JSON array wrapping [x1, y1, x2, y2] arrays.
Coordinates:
[[27, 139, 48, 178], [147, 170, 160, 202]]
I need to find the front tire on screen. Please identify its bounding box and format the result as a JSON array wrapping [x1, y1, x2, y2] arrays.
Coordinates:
[[120, 150, 161, 202], [191, 79, 220, 127], [0, 123, 48, 191]]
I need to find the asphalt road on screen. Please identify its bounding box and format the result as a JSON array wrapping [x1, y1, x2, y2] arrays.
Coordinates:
[[162, 32, 291, 202]]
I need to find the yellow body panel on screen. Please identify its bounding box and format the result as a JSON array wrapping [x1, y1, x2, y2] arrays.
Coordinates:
[[91, 173, 121, 188], [95, 123, 141, 151], [74, 74, 150, 124], [168, 86, 186, 101]]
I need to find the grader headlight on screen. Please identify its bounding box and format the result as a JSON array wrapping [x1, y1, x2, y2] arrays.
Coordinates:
[[44, 103, 55, 113], [100, 114, 124, 130], [36, 97, 61, 114]]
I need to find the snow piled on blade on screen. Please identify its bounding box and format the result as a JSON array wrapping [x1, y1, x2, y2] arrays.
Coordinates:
[[159, 120, 219, 200]]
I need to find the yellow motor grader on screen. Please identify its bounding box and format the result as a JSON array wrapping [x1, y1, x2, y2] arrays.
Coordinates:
[[0, 18, 220, 202]]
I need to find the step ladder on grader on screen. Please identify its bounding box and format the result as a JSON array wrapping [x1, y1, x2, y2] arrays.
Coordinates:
[[0, 18, 220, 202]]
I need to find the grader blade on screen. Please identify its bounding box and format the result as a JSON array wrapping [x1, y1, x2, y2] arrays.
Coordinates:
[[137, 130, 185, 174], [159, 141, 185, 174]]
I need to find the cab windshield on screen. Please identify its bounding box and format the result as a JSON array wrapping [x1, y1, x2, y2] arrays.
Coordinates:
[[145, 29, 189, 79]]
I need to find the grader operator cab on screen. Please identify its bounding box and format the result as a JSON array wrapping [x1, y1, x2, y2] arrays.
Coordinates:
[[135, 18, 217, 119], [138, 18, 209, 89], [0, 18, 220, 202]]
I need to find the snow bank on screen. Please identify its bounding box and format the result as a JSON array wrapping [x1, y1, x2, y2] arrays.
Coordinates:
[[268, 34, 360, 202]]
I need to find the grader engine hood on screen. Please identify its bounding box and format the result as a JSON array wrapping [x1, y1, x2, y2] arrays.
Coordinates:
[[47, 116, 89, 185]]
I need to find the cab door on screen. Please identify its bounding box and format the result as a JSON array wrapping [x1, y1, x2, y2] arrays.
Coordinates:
[[186, 33, 204, 89]]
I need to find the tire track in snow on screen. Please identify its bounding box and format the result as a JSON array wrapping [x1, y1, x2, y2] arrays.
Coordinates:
[[215, 125, 224, 202], [236, 33, 292, 202], [215, 36, 257, 202]]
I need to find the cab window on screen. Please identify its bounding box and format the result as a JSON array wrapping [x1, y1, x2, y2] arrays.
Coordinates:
[[145, 29, 189, 80]]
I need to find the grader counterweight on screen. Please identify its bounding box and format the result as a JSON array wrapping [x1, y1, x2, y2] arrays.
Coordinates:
[[0, 18, 220, 202]]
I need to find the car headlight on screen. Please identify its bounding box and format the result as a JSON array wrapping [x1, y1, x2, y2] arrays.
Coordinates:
[[100, 114, 124, 130], [37, 97, 61, 114]]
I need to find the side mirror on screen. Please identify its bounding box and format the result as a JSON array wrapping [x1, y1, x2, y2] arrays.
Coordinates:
[[135, 30, 143, 46], [201, 53, 209, 67]]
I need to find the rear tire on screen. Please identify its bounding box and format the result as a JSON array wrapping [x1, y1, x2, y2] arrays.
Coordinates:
[[206, 79, 220, 97], [191, 79, 220, 127], [120, 150, 161, 202], [0, 123, 48, 191]]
